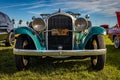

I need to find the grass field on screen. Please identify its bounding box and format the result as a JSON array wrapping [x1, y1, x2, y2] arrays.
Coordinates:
[[0, 35, 120, 80]]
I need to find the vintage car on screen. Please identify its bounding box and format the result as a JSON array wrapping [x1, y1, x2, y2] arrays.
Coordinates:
[[13, 9, 106, 71], [108, 12, 120, 48], [0, 12, 14, 46], [100, 24, 109, 34]]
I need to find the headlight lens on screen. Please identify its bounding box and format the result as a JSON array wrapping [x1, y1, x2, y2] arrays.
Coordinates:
[[75, 18, 87, 31], [32, 18, 46, 32]]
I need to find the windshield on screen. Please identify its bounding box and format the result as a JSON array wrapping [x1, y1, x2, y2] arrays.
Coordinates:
[[5, 14, 11, 24]]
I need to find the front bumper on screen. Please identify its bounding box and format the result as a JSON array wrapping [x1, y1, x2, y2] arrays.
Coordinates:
[[13, 48, 106, 56]]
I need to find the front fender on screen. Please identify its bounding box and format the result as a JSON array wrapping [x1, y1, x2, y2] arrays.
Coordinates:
[[14, 26, 45, 50], [80, 26, 106, 49]]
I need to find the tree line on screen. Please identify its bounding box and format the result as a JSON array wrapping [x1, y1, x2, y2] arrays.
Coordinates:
[[11, 19, 30, 26], [11, 16, 36, 27]]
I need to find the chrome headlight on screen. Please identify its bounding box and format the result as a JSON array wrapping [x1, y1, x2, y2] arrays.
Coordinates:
[[75, 18, 87, 31], [32, 18, 46, 32]]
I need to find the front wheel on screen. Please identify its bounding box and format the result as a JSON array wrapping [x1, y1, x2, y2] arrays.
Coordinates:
[[5, 32, 14, 46], [114, 36, 120, 48], [91, 55, 106, 70], [86, 35, 106, 70], [15, 35, 35, 71], [15, 55, 30, 71]]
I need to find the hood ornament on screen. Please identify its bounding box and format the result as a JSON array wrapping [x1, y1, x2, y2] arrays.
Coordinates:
[[58, 8, 61, 13]]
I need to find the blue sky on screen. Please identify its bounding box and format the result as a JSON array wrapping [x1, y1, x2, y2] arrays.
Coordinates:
[[0, 0, 120, 27]]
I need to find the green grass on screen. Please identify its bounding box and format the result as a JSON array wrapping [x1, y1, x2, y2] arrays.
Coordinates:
[[0, 35, 120, 80]]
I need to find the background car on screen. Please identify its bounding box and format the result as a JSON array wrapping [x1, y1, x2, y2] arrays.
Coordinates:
[[100, 24, 109, 34], [108, 11, 120, 48], [0, 12, 14, 46], [13, 9, 106, 71]]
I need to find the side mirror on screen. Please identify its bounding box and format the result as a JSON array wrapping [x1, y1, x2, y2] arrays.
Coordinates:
[[87, 21, 92, 28]]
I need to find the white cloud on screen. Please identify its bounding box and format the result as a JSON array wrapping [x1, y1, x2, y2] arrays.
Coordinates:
[[59, 0, 120, 16], [25, 0, 119, 17], [0, 1, 46, 9], [1, 0, 120, 17], [27, 11, 41, 15], [22, 2, 63, 10]]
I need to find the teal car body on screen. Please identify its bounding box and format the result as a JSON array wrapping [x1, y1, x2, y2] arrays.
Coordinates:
[[14, 26, 105, 50], [14, 27, 45, 50]]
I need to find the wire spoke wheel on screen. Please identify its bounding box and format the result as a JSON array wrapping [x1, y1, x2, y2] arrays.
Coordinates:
[[86, 35, 106, 70], [23, 56, 29, 66], [15, 35, 31, 71], [9, 32, 15, 46], [114, 36, 120, 48], [5, 32, 15, 46], [91, 39, 98, 68]]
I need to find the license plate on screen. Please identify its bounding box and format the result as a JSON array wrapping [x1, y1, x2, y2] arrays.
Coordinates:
[[51, 29, 69, 36]]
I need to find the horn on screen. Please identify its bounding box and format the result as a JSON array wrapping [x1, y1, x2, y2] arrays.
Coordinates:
[[87, 21, 92, 28]]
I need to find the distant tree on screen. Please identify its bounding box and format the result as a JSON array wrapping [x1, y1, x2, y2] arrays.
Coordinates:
[[26, 21, 29, 26], [32, 16, 35, 20], [11, 19, 15, 24], [18, 20, 23, 26]]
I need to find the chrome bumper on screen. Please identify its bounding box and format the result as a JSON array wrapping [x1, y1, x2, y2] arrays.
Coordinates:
[[13, 48, 106, 56], [0, 32, 8, 41], [0, 32, 8, 35]]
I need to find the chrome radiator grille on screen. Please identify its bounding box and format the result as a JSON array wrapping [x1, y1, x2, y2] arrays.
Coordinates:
[[48, 15, 73, 50]]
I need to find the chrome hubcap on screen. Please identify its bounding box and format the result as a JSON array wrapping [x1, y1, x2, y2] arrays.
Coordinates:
[[114, 37, 119, 48], [23, 57, 28, 66], [93, 58, 97, 65], [8, 32, 15, 46]]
